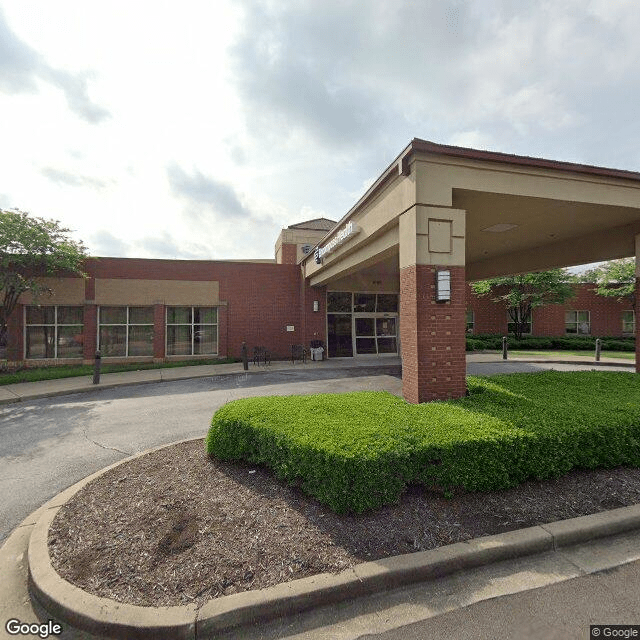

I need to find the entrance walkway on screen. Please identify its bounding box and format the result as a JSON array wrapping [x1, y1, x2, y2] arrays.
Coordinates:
[[0, 352, 633, 405]]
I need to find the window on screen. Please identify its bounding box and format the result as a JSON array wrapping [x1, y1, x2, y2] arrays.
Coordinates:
[[326, 292, 399, 313], [301, 244, 313, 255], [622, 310, 635, 335], [25, 306, 84, 359], [507, 309, 532, 334], [565, 310, 590, 334], [466, 310, 474, 333], [166, 307, 218, 356], [99, 307, 154, 357]]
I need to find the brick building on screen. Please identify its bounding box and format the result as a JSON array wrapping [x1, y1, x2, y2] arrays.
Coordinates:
[[4, 140, 640, 402], [466, 283, 635, 338]]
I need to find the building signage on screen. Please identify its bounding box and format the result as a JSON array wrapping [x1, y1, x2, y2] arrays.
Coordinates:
[[314, 221, 360, 264]]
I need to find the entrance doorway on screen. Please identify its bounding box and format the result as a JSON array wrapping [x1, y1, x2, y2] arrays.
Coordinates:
[[327, 292, 398, 358]]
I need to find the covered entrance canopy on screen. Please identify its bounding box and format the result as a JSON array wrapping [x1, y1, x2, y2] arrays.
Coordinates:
[[302, 139, 640, 402]]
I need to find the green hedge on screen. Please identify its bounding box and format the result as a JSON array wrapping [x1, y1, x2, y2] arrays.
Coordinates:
[[206, 371, 640, 514], [466, 334, 635, 352]]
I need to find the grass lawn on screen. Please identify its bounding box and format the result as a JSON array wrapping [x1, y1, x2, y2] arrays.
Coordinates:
[[207, 370, 640, 513], [0, 358, 239, 385], [507, 349, 635, 360]]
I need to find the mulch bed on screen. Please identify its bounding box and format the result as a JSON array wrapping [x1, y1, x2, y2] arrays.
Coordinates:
[[48, 438, 640, 608]]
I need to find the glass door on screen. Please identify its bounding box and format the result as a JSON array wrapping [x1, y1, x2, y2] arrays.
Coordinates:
[[376, 316, 397, 353], [327, 313, 353, 357], [327, 291, 399, 358], [354, 314, 398, 355]]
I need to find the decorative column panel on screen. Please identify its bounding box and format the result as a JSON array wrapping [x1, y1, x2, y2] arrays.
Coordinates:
[[399, 206, 466, 403]]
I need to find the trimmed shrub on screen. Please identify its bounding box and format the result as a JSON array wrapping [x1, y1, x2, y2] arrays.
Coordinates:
[[206, 371, 640, 514], [466, 338, 483, 351], [468, 334, 635, 352]]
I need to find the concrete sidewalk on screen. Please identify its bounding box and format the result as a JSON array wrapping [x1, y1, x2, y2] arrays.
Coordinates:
[[0, 357, 399, 405], [0, 352, 634, 405]]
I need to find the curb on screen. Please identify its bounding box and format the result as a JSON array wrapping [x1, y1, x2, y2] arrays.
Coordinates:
[[506, 358, 635, 368], [26, 440, 640, 639]]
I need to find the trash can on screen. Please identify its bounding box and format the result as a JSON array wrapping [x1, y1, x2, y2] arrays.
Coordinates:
[[310, 340, 325, 361]]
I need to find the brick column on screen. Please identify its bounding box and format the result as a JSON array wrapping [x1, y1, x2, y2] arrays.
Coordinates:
[[153, 304, 165, 361], [6, 304, 23, 362], [399, 206, 466, 403], [82, 304, 97, 362], [301, 281, 327, 346], [636, 277, 639, 374], [636, 235, 640, 375]]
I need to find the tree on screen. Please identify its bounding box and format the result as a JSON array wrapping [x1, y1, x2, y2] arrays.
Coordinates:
[[578, 258, 636, 307], [0, 209, 87, 352], [472, 269, 575, 339]]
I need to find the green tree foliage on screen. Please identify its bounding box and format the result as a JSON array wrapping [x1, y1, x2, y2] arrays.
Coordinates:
[[471, 269, 575, 338], [0, 209, 87, 351], [578, 258, 636, 307]]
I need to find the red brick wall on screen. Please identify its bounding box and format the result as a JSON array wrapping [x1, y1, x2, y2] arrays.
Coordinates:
[[401, 265, 467, 403], [82, 304, 97, 361], [466, 283, 634, 337], [153, 305, 165, 360], [636, 277, 639, 373], [280, 243, 298, 265], [5, 304, 23, 362], [84, 258, 303, 360], [301, 281, 327, 347]]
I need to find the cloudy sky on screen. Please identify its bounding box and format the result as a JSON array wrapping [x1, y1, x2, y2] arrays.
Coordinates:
[[1, 0, 639, 262]]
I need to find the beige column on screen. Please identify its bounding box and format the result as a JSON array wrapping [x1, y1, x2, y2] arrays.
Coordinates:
[[399, 206, 467, 403]]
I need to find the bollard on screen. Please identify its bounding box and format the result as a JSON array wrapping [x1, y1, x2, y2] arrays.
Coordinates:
[[92, 350, 101, 384], [241, 342, 248, 371], [595, 338, 601, 362], [502, 336, 508, 360]]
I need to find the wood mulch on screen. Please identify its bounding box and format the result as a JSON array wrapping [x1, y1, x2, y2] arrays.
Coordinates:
[[48, 438, 640, 608]]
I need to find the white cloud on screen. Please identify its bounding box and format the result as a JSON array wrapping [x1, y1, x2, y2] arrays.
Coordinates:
[[0, 0, 639, 267]]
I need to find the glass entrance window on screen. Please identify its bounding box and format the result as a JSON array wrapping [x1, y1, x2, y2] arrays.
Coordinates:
[[327, 291, 399, 357], [353, 293, 375, 312], [376, 317, 397, 353], [327, 313, 353, 357], [355, 317, 376, 354], [353, 308, 398, 355]]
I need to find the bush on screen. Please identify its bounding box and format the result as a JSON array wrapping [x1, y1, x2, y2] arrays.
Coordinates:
[[601, 338, 636, 351], [466, 338, 483, 351], [206, 371, 640, 514], [467, 334, 635, 352]]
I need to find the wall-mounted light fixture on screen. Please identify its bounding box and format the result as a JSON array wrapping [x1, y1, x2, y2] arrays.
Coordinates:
[[313, 300, 319, 312], [435, 270, 451, 302]]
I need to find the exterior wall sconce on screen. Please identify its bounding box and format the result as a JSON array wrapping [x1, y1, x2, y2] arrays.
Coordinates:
[[435, 270, 451, 302], [313, 300, 319, 312]]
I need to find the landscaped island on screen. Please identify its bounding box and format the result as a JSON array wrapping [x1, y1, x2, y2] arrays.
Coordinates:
[[207, 371, 640, 513]]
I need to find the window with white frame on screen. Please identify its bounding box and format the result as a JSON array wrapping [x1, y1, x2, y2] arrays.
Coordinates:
[[507, 309, 532, 334], [466, 309, 475, 333], [25, 306, 84, 359], [622, 310, 635, 334], [99, 307, 154, 357], [166, 307, 218, 356], [565, 310, 590, 334]]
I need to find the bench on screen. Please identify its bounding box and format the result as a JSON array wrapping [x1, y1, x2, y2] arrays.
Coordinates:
[[252, 346, 271, 366]]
